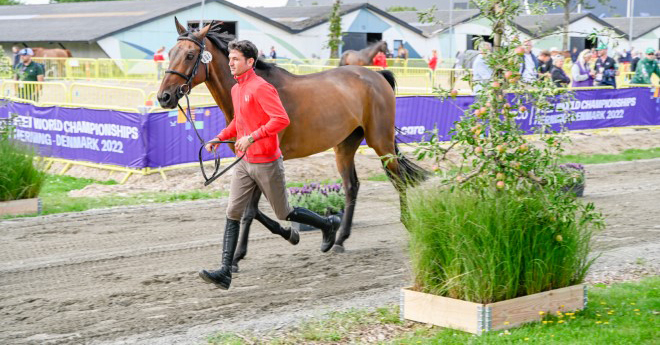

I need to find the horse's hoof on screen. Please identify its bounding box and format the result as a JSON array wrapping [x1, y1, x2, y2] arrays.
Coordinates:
[[333, 244, 345, 253], [287, 227, 300, 245], [231, 264, 239, 273]]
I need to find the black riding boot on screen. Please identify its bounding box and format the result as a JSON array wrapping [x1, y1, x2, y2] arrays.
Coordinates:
[[199, 219, 240, 289], [286, 207, 341, 252], [255, 210, 299, 245]]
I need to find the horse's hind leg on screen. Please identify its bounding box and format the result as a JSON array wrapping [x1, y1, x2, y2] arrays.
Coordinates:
[[333, 127, 365, 252]]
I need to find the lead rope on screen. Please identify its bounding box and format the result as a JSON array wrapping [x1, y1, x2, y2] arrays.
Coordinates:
[[177, 92, 245, 186]]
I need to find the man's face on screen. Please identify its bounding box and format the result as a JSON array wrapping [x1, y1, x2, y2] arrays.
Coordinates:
[[228, 49, 253, 76], [647, 53, 656, 61], [524, 41, 532, 53], [20, 54, 31, 64], [538, 55, 548, 62], [599, 49, 607, 57]]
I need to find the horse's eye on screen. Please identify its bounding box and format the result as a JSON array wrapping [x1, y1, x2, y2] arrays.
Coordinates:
[[186, 53, 194, 60]]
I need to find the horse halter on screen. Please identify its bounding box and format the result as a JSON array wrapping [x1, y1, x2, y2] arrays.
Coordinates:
[[165, 31, 210, 97], [164, 28, 245, 186]]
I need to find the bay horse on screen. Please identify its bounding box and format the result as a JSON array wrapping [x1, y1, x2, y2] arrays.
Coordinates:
[[157, 20, 426, 271], [339, 41, 388, 66], [32, 48, 72, 58], [31, 48, 72, 79]]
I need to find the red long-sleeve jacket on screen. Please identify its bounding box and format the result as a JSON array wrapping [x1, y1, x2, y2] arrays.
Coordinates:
[[216, 68, 290, 163]]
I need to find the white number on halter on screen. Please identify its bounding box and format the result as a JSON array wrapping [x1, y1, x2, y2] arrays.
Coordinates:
[[201, 50, 213, 63]]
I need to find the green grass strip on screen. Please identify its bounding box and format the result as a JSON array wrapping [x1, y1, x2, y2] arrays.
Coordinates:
[[3, 174, 227, 218], [206, 277, 659, 344]]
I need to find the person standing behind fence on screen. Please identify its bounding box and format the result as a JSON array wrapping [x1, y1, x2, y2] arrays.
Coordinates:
[[14, 48, 44, 102], [372, 51, 387, 69], [571, 49, 595, 87], [397, 45, 408, 60], [594, 44, 617, 88], [630, 48, 660, 85], [472, 42, 493, 94], [427, 49, 439, 71], [520, 40, 539, 83], [550, 55, 570, 88], [269, 46, 277, 60], [537, 50, 553, 79], [153, 46, 166, 79]]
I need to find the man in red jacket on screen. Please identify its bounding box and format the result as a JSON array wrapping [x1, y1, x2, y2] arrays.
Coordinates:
[[199, 40, 341, 290]]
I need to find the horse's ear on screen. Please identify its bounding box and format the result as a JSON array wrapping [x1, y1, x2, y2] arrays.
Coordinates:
[[174, 17, 187, 35], [198, 22, 211, 39]]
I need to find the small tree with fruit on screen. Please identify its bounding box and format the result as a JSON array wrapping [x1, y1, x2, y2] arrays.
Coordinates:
[[404, 0, 604, 302]]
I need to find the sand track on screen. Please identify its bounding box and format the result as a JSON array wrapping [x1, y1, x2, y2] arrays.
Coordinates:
[[1, 159, 659, 344]]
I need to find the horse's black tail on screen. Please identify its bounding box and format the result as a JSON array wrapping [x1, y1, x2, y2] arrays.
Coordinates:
[[384, 143, 429, 188], [377, 70, 396, 91]]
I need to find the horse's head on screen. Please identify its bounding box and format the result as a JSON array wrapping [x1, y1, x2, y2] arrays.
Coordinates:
[[379, 41, 388, 54], [157, 17, 212, 109]]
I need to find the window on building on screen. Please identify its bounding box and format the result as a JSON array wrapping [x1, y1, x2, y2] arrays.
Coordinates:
[[187, 20, 237, 37], [393, 40, 403, 57]]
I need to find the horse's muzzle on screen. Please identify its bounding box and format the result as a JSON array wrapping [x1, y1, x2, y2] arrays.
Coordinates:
[[157, 90, 178, 109]]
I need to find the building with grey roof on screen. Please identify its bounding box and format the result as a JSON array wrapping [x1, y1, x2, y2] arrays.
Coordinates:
[[604, 17, 660, 52]]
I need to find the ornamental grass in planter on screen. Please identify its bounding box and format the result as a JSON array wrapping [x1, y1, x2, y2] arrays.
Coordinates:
[[289, 183, 345, 231], [0, 123, 46, 216], [405, 187, 595, 303], [402, 0, 606, 333]]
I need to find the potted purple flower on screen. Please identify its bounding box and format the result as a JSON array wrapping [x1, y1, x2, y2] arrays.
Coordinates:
[[288, 182, 345, 231], [559, 163, 585, 197]]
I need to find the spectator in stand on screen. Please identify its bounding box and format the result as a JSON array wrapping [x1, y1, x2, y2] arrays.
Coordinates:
[[372, 51, 387, 69], [594, 44, 618, 87], [269, 46, 277, 59], [427, 49, 440, 71], [571, 49, 595, 87], [630, 48, 660, 85], [520, 39, 539, 83], [570, 47, 579, 63], [550, 55, 571, 87], [631, 50, 642, 72], [537, 50, 553, 78], [472, 42, 493, 94], [153, 46, 166, 79]]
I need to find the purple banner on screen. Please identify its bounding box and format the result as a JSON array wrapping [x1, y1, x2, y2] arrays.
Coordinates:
[[145, 107, 229, 167], [2, 101, 147, 168], [1, 88, 658, 169], [394, 88, 660, 143]]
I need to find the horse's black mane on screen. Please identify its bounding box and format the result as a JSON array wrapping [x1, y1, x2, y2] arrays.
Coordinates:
[[204, 23, 276, 72]]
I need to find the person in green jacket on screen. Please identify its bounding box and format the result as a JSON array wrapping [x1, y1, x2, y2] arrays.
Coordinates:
[[630, 48, 660, 85]]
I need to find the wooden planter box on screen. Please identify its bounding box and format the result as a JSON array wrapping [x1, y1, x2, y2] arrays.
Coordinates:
[[0, 198, 41, 216], [401, 284, 586, 335]]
